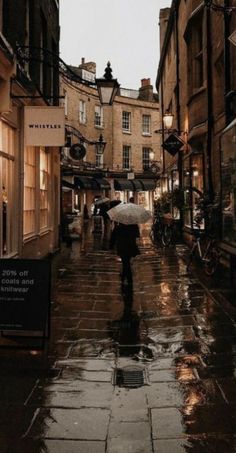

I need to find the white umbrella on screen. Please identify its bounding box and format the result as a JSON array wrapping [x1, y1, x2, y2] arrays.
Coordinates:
[[107, 202, 152, 225], [94, 197, 110, 206]]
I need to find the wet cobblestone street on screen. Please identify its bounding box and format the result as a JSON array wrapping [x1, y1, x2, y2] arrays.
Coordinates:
[[1, 222, 236, 452]]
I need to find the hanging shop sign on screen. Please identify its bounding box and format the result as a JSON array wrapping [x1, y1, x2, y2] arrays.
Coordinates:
[[0, 259, 51, 333], [24, 106, 65, 146], [162, 134, 184, 156]]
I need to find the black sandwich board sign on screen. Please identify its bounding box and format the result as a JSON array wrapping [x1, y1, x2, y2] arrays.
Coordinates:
[[0, 259, 51, 337], [162, 133, 184, 156]]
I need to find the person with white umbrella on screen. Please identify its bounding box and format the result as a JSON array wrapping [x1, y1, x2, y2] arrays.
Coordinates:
[[108, 203, 151, 290]]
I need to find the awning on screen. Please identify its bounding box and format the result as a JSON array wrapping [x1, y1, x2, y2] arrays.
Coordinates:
[[131, 179, 143, 191], [139, 179, 156, 191], [62, 179, 75, 189], [114, 179, 134, 190], [74, 176, 94, 189], [93, 178, 111, 190]]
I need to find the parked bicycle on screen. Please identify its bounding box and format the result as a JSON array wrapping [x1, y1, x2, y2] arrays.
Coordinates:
[[150, 212, 174, 246], [186, 205, 220, 276]]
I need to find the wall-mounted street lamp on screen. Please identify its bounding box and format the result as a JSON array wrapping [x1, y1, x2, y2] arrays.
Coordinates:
[[95, 134, 106, 154], [15, 47, 120, 106], [163, 111, 174, 130], [65, 125, 106, 161]]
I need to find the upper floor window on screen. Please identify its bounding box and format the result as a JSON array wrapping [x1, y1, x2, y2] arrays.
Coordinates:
[[185, 11, 204, 96], [95, 105, 103, 127], [122, 111, 131, 132], [123, 145, 131, 169], [142, 115, 151, 135], [193, 22, 203, 89], [79, 100, 86, 124], [142, 147, 151, 170]]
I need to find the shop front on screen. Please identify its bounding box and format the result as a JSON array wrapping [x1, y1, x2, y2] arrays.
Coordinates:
[[220, 120, 236, 283]]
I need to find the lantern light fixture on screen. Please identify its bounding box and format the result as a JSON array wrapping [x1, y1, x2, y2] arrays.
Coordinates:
[[95, 61, 120, 105]]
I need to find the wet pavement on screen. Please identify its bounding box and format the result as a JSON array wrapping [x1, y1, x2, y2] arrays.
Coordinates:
[[1, 221, 236, 452]]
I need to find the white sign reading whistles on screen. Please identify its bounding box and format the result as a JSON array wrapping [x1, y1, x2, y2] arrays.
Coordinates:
[[24, 106, 65, 146]]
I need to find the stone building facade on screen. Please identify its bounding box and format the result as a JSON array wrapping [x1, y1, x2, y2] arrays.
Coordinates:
[[0, 0, 61, 259], [157, 0, 236, 279], [61, 60, 160, 218]]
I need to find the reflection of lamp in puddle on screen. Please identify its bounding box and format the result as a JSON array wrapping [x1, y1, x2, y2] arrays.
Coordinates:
[[160, 282, 171, 294]]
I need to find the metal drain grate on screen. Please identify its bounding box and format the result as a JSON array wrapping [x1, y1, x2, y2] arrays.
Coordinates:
[[114, 366, 148, 388]]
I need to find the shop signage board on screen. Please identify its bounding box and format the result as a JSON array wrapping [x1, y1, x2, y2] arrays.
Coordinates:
[[162, 134, 184, 156], [24, 106, 65, 146], [0, 259, 51, 334]]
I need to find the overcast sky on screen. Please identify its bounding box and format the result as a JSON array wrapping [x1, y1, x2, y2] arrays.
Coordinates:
[[59, 0, 172, 91]]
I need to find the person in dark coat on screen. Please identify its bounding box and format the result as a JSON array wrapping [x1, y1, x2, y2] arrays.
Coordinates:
[[110, 223, 140, 288]]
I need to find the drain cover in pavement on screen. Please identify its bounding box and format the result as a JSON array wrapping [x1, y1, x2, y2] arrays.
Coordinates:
[[114, 365, 148, 388]]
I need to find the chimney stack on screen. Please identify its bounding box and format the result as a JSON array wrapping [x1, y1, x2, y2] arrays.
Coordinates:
[[138, 78, 154, 101]]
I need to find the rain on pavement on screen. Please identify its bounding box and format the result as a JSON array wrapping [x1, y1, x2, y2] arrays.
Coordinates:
[[1, 220, 236, 453]]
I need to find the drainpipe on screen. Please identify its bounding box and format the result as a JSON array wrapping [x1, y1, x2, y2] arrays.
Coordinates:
[[206, 2, 214, 202], [224, 0, 231, 124], [174, 3, 183, 234]]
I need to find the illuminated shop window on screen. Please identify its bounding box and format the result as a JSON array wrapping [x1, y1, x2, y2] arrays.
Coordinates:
[[24, 146, 36, 235], [40, 147, 50, 230]]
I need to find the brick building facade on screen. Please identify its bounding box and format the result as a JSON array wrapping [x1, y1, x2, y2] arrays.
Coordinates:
[[0, 0, 61, 258], [61, 60, 160, 218], [157, 0, 236, 279]]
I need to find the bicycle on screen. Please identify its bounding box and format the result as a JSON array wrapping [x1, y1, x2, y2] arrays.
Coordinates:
[[186, 218, 220, 276], [150, 212, 174, 246]]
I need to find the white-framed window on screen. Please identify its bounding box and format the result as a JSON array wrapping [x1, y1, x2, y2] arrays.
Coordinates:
[[79, 100, 86, 124], [123, 145, 131, 169], [95, 105, 103, 127], [122, 111, 131, 132], [142, 147, 151, 170], [24, 146, 36, 236], [40, 147, 50, 230], [60, 89, 68, 117], [142, 115, 151, 135]]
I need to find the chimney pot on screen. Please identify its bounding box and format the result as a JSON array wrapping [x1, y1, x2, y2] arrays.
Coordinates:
[[81, 57, 85, 64]]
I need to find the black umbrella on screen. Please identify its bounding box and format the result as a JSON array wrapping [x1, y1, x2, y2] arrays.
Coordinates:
[[110, 200, 122, 208]]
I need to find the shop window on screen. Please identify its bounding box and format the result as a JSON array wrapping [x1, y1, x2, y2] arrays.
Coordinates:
[[40, 148, 50, 230], [221, 124, 236, 245], [183, 153, 204, 230], [0, 121, 17, 256], [24, 146, 36, 235]]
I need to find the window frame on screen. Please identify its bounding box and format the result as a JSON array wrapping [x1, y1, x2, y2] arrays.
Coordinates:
[[123, 145, 131, 169], [142, 114, 151, 135], [122, 111, 131, 133]]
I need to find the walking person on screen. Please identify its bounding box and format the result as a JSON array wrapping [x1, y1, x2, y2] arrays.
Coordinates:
[[110, 222, 140, 289]]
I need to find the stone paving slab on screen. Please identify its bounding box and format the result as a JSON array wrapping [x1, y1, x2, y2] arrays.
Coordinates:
[[28, 381, 114, 408], [27, 407, 110, 440], [152, 407, 183, 438], [4, 439, 106, 453], [107, 421, 152, 453]]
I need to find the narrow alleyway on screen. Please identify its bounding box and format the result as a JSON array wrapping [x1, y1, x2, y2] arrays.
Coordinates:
[[1, 221, 236, 452]]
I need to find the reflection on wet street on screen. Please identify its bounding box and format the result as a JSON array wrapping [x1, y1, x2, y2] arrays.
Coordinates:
[[1, 221, 236, 452]]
